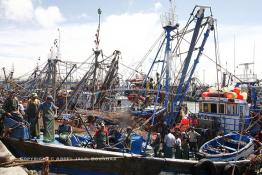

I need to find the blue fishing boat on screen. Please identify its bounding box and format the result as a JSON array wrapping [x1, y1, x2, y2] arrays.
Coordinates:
[[198, 132, 255, 161]]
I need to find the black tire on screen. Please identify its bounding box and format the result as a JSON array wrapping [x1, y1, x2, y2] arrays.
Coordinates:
[[223, 164, 240, 175], [193, 159, 217, 175]]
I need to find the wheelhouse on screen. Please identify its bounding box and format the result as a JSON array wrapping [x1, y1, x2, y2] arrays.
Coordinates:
[[198, 97, 250, 133]]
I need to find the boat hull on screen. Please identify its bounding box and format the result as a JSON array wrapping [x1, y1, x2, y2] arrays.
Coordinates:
[[1, 137, 252, 175], [198, 133, 254, 161]]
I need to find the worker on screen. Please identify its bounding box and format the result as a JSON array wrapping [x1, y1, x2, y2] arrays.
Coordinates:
[[18, 101, 25, 117], [187, 126, 200, 157], [2, 91, 19, 116], [26, 93, 41, 139], [0, 108, 5, 135], [39, 95, 58, 143], [181, 132, 190, 160], [86, 115, 96, 133], [160, 121, 169, 142], [124, 127, 133, 151], [163, 129, 176, 158], [94, 122, 109, 149], [174, 132, 182, 159], [58, 118, 73, 146], [151, 133, 161, 157]]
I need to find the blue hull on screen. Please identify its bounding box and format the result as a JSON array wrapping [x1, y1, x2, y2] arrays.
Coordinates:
[[199, 133, 254, 161]]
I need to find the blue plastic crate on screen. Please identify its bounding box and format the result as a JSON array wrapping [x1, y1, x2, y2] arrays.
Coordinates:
[[131, 135, 143, 154], [4, 117, 29, 140]]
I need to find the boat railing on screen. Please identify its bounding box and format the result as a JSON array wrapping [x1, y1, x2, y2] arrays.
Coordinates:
[[198, 113, 248, 133]]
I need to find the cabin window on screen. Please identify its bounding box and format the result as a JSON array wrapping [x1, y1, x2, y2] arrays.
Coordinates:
[[219, 104, 225, 114], [203, 103, 208, 112], [210, 103, 217, 113], [226, 104, 237, 115], [199, 102, 203, 112]]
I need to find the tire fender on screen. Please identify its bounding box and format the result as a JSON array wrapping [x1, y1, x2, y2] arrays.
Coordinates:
[[193, 159, 217, 175], [223, 164, 240, 175]]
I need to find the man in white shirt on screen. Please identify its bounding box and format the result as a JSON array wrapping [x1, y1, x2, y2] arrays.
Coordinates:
[[164, 130, 176, 158], [175, 133, 182, 159]]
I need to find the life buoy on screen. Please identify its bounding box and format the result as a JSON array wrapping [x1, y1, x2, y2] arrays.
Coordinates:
[[193, 159, 217, 175], [223, 164, 240, 175]]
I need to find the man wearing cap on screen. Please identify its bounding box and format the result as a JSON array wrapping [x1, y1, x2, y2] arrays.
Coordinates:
[[94, 122, 109, 149], [2, 91, 19, 116], [39, 95, 58, 143], [26, 93, 40, 139]]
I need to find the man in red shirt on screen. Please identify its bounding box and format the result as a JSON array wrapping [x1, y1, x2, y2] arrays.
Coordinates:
[[94, 122, 109, 149]]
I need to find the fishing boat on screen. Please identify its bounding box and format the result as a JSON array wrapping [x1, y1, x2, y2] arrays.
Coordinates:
[[198, 132, 255, 161], [0, 133, 253, 175]]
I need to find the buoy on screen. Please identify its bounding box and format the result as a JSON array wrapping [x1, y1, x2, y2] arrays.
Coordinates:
[[181, 118, 189, 125], [233, 87, 241, 94], [202, 92, 209, 98], [224, 92, 237, 99], [237, 94, 244, 100]]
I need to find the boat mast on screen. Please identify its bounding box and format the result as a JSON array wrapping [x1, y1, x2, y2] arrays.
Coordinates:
[[91, 8, 102, 105], [161, 0, 178, 107], [168, 6, 214, 126]]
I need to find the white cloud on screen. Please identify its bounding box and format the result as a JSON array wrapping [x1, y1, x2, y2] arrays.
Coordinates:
[[154, 2, 163, 11], [0, 10, 262, 85], [35, 6, 65, 28], [0, 0, 65, 28], [0, 0, 34, 21]]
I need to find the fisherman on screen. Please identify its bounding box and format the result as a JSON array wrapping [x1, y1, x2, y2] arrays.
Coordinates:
[[0, 108, 5, 135], [174, 132, 182, 159], [145, 77, 154, 92], [160, 121, 169, 142], [151, 133, 161, 157], [18, 101, 25, 117], [187, 126, 200, 157], [86, 115, 96, 133], [181, 132, 190, 160], [26, 93, 41, 139], [2, 91, 19, 116], [58, 117, 73, 146], [124, 127, 133, 151], [163, 129, 176, 158], [39, 95, 58, 143], [94, 122, 109, 149]]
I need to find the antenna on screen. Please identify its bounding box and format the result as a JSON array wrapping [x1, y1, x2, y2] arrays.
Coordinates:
[[57, 28, 61, 59], [161, 0, 177, 27], [95, 8, 102, 50], [252, 40, 255, 75], [233, 35, 236, 77]]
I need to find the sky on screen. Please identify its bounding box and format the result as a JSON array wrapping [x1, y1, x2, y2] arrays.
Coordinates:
[[0, 0, 262, 84]]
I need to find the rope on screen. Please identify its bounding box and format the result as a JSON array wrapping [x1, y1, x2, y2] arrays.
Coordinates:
[[0, 156, 129, 167], [128, 32, 165, 80]]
